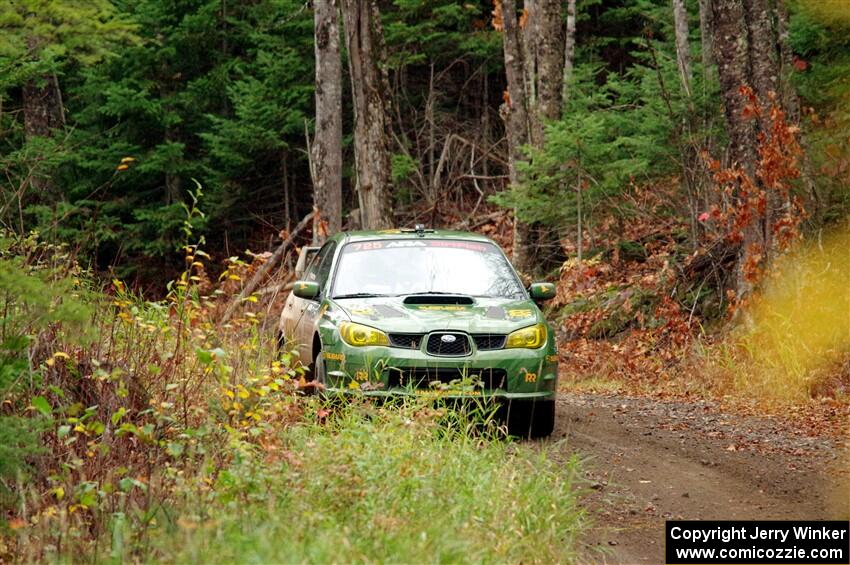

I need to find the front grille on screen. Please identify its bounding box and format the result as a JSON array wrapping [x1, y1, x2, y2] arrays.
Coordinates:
[[388, 333, 424, 349], [426, 332, 471, 356], [385, 367, 507, 390], [472, 334, 506, 350]]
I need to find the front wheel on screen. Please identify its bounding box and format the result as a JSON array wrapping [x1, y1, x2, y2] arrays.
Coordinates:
[[506, 400, 555, 439], [313, 352, 327, 386]]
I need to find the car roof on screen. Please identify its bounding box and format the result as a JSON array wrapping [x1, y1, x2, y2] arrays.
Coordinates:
[[331, 229, 494, 244]]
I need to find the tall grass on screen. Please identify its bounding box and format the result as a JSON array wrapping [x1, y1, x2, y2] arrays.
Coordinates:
[[685, 227, 850, 407], [150, 399, 584, 564], [1, 220, 585, 562]]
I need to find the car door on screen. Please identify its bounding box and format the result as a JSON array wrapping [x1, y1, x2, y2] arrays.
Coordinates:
[[280, 246, 322, 348], [294, 240, 337, 360]]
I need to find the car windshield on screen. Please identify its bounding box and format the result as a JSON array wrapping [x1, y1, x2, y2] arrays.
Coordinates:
[[331, 239, 525, 299]]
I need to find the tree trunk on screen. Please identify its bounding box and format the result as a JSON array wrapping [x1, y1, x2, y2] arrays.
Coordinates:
[[499, 0, 533, 273], [712, 0, 793, 299], [672, 0, 692, 97], [776, 0, 819, 218], [341, 0, 394, 230], [499, 0, 565, 275], [22, 74, 64, 139], [164, 123, 183, 204], [522, 0, 564, 145], [712, 0, 756, 174], [499, 0, 531, 176], [311, 0, 343, 243], [775, 0, 799, 122], [22, 38, 64, 201], [743, 0, 778, 110], [743, 0, 784, 260], [712, 0, 760, 297], [562, 0, 576, 102], [698, 0, 714, 72]]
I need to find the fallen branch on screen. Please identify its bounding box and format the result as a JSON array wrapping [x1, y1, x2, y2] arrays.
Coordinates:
[[454, 210, 507, 231], [255, 279, 296, 296], [221, 211, 314, 322]]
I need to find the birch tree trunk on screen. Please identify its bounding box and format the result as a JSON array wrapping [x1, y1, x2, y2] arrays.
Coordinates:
[[341, 0, 393, 229], [672, 0, 692, 97], [562, 0, 576, 102], [312, 0, 343, 243]]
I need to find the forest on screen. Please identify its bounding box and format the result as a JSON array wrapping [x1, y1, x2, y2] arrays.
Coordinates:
[[1, 0, 848, 562]]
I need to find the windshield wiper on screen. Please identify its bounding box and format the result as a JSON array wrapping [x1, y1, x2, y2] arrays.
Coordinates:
[[332, 292, 389, 299]]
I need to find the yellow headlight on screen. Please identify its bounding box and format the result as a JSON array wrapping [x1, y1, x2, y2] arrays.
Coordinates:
[[506, 323, 547, 349], [339, 321, 390, 347]]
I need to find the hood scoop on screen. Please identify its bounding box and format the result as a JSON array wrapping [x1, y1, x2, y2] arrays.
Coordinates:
[[402, 294, 474, 305]]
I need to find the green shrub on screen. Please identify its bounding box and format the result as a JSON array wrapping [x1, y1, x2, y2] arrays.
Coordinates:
[[0, 233, 94, 515], [151, 399, 585, 564]]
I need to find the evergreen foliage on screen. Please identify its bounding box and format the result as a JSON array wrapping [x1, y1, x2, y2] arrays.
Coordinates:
[[0, 233, 93, 509], [0, 0, 844, 280]]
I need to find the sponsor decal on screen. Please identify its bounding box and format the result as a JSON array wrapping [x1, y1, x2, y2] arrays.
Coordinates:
[[349, 307, 375, 316], [386, 241, 427, 248], [522, 369, 538, 383], [546, 354, 559, 363], [373, 304, 404, 318], [507, 308, 533, 318], [486, 306, 506, 319], [349, 241, 385, 251], [416, 305, 467, 311], [354, 369, 368, 382], [414, 389, 482, 397], [324, 351, 344, 362], [427, 240, 492, 252]]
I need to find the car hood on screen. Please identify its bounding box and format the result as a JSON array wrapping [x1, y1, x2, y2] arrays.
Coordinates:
[[331, 295, 543, 334]]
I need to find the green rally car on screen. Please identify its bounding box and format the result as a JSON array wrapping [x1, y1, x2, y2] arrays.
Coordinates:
[[278, 226, 558, 436]]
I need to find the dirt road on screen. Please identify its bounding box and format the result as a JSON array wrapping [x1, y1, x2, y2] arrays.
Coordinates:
[[550, 393, 849, 564]]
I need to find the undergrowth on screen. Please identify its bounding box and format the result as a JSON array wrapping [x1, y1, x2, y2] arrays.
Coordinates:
[[151, 400, 584, 563], [0, 191, 585, 562]]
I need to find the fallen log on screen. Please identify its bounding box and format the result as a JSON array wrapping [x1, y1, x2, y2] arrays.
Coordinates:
[[221, 211, 314, 322]]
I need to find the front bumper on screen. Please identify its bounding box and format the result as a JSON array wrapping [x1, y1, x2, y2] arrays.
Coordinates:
[[321, 340, 558, 400]]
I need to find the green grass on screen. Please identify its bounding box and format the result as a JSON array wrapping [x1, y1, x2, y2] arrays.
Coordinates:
[[148, 399, 585, 564]]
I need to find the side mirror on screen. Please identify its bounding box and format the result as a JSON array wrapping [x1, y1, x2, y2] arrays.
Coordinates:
[[292, 280, 320, 300], [529, 282, 556, 301]]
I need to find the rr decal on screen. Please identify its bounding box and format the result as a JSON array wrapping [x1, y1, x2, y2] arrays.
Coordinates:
[[523, 370, 538, 383]]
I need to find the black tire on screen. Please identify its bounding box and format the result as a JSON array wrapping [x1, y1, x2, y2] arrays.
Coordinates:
[[529, 400, 555, 438], [313, 351, 327, 385], [506, 400, 555, 439]]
